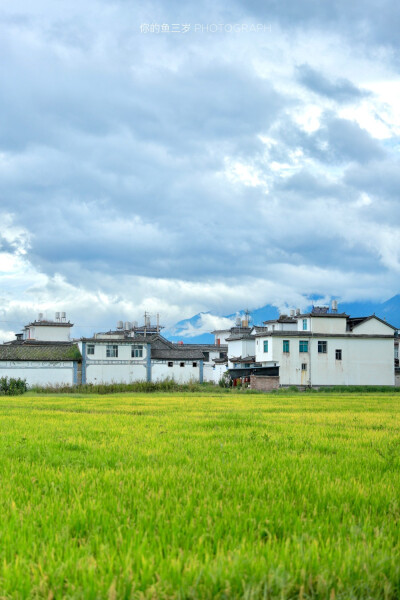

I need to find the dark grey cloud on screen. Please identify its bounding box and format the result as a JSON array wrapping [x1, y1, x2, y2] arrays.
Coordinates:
[[345, 158, 400, 203], [296, 64, 370, 103], [276, 114, 385, 165], [235, 0, 400, 52]]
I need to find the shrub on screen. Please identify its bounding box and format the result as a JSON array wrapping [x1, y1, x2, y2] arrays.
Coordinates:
[[29, 379, 214, 395], [0, 377, 28, 396]]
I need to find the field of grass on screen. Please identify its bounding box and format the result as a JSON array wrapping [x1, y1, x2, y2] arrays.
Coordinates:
[[0, 392, 399, 599]]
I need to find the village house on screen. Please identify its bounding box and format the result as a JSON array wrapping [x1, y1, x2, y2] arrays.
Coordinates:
[[252, 302, 397, 389], [0, 314, 210, 387], [0, 304, 397, 389], [78, 318, 205, 384], [0, 313, 81, 386]]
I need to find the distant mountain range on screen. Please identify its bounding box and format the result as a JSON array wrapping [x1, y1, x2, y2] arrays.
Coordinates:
[[165, 295, 400, 344]]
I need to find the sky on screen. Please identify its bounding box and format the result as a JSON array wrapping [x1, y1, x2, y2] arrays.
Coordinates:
[[1, 0, 400, 341]]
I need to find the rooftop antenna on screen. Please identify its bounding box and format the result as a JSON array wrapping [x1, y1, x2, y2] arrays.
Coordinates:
[[242, 308, 251, 328]]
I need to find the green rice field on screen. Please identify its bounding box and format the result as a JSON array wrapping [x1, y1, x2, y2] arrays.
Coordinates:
[[0, 392, 399, 599]]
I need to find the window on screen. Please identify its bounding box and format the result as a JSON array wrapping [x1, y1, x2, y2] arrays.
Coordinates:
[[87, 344, 95, 356], [203, 352, 210, 362], [335, 349, 342, 360], [395, 346, 399, 359], [299, 340, 308, 353], [302, 319, 307, 331], [180, 362, 185, 367], [131, 345, 143, 358], [318, 341, 327, 354], [192, 362, 197, 367], [106, 344, 118, 358], [301, 363, 307, 371], [244, 363, 250, 368], [283, 340, 290, 353], [263, 340, 268, 352], [168, 361, 173, 367]]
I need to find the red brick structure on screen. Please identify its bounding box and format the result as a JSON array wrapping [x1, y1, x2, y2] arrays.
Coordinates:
[[250, 375, 280, 391]]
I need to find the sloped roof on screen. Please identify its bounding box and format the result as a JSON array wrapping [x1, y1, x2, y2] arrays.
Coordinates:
[[0, 343, 81, 361], [26, 321, 73, 328], [81, 333, 205, 360], [263, 317, 297, 324], [230, 355, 257, 364], [226, 333, 255, 341], [347, 315, 397, 331], [151, 349, 204, 360]]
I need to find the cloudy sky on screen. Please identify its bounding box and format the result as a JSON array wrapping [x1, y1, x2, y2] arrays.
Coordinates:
[[1, 0, 400, 340]]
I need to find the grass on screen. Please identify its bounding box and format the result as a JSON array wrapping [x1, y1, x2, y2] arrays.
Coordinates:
[[0, 392, 399, 599]]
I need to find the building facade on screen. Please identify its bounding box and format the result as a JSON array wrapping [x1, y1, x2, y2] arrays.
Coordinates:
[[254, 307, 396, 387], [0, 314, 80, 386]]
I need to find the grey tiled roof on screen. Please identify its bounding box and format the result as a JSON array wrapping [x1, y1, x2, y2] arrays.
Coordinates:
[[174, 344, 228, 350], [226, 334, 255, 341], [0, 343, 81, 361], [27, 321, 74, 328], [151, 349, 205, 360]]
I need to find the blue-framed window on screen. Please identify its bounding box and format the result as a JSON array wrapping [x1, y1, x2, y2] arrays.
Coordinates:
[[302, 319, 308, 330], [263, 340, 268, 352], [299, 340, 308, 353], [283, 340, 290, 353], [106, 344, 118, 358], [131, 345, 143, 358]]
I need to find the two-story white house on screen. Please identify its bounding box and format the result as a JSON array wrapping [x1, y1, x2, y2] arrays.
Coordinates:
[[78, 328, 205, 385], [254, 305, 396, 387], [0, 313, 81, 386]]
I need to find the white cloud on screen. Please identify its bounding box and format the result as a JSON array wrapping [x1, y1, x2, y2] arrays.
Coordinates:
[[0, 1, 399, 339]]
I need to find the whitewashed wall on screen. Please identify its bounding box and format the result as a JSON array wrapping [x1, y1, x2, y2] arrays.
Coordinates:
[[151, 361, 201, 383], [279, 337, 394, 386], [228, 338, 255, 366], [85, 362, 147, 384], [26, 326, 71, 342], [307, 317, 347, 334], [0, 361, 75, 386], [352, 318, 394, 335], [255, 334, 395, 386], [210, 362, 228, 384]]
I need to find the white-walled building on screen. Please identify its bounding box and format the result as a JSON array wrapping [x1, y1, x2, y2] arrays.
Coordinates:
[[254, 307, 397, 387], [0, 315, 206, 387], [0, 343, 81, 387], [177, 344, 228, 383], [78, 330, 205, 384], [0, 307, 397, 389], [22, 313, 73, 342], [0, 313, 80, 386]]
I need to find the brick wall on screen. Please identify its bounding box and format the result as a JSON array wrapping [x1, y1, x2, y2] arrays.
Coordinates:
[[250, 375, 280, 391]]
